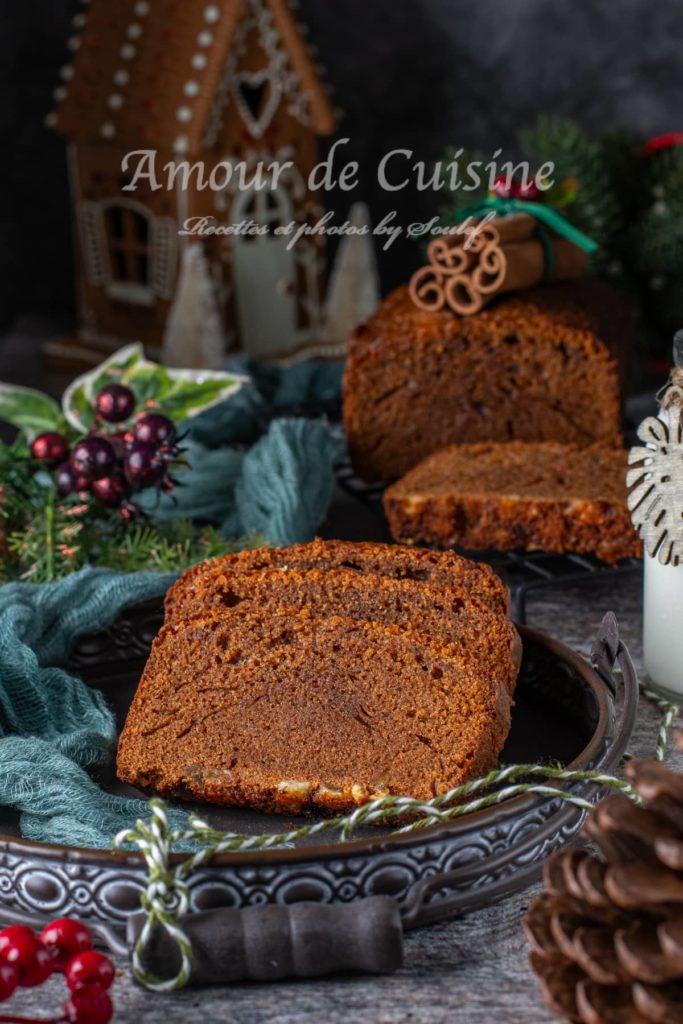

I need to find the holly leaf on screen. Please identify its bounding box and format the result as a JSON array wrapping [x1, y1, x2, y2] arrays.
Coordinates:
[[62, 343, 249, 432], [0, 384, 66, 440]]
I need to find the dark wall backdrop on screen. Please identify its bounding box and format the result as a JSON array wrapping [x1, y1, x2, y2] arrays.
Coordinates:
[[0, 0, 681, 328]]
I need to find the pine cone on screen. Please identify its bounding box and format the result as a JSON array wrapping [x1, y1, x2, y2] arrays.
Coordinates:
[[524, 759, 683, 1023]]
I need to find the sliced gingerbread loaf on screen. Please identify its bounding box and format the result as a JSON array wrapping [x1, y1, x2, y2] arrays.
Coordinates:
[[343, 281, 625, 482], [165, 537, 510, 622], [117, 607, 513, 813], [384, 442, 642, 564], [162, 566, 520, 693]]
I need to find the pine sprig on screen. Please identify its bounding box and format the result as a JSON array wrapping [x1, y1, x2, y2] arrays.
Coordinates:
[[520, 117, 623, 269], [0, 441, 262, 582]]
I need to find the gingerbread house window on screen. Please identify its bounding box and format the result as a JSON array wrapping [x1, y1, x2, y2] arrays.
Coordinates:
[[103, 202, 154, 305]]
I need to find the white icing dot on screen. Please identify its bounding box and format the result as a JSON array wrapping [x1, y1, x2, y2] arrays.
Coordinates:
[[120, 43, 136, 59], [113, 69, 130, 86], [176, 106, 193, 123], [127, 23, 142, 39], [204, 5, 220, 22], [191, 53, 208, 70], [60, 64, 74, 81], [183, 80, 200, 97], [72, 12, 87, 28], [108, 93, 124, 109], [134, 0, 150, 13], [100, 122, 116, 138], [174, 135, 190, 153], [68, 36, 81, 51], [53, 86, 68, 101], [44, 112, 58, 127], [196, 30, 213, 47]]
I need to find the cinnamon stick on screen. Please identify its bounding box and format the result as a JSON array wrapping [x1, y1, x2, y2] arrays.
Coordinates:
[[408, 213, 588, 317]]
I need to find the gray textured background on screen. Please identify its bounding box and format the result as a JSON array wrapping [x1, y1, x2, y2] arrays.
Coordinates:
[[0, 0, 680, 325]]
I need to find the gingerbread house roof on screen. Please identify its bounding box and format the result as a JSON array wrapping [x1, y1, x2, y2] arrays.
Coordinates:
[[48, 0, 336, 154]]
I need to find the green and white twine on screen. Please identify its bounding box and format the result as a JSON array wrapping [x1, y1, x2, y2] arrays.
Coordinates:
[[114, 681, 681, 992], [114, 760, 647, 992]]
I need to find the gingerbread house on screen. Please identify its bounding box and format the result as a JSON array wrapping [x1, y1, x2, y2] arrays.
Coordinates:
[[48, 0, 337, 365]]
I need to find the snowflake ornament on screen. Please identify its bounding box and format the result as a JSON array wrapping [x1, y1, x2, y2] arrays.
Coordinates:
[[628, 351, 683, 565]]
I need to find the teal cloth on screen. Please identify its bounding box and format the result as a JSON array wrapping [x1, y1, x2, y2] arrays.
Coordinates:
[[187, 357, 343, 448], [0, 568, 188, 848], [138, 418, 342, 545]]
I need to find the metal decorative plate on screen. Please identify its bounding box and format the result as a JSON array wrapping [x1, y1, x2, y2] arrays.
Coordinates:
[[0, 605, 636, 956]]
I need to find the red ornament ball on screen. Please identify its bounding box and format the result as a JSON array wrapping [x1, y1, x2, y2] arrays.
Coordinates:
[[91, 472, 128, 509], [70, 437, 116, 482], [66, 950, 115, 992], [95, 384, 135, 424], [40, 917, 92, 971], [124, 441, 166, 488], [0, 962, 19, 1001], [133, 413, 176, 447], [64, 982, 113, 1024], [31, 431, 70, 466]]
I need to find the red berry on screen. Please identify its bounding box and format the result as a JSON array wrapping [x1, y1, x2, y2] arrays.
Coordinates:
[[70, 437, 116, 482], [91, 472, 128, 509], [118, 499, 140, 522], [56, 461, 91, 497], [0, 925, 37, 957], [66, 950, 115, 992], [124, 441, 166, 488], [0, 930, 40, 968], [40, 918, 92, 971], [0, 928, 53, 987], [18, 945, 54, 987], [516, 179, 540, 201], [31, 431, 70, 466], [492, 175, 515, 198], [95, 384, 135, 423], [133, 413, 176, 447], [64, 982, 113, 1024], [0, 962, 19, 1001]]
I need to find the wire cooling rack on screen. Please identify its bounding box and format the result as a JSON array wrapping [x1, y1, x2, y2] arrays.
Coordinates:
[[334, 456, 642, 624]]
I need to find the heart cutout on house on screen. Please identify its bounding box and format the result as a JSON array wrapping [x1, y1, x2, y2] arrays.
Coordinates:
[[233, 69, 281, 138]]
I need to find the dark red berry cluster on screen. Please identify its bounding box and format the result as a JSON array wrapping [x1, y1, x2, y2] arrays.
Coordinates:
[[0, 918, 115, 1024], [30, 385, 181, 521]]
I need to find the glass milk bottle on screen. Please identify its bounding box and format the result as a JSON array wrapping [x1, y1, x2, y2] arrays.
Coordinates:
[[630, 344, 683, 698]]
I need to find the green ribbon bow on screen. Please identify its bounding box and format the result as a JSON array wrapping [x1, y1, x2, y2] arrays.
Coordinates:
[[458, 197, 599, 254]]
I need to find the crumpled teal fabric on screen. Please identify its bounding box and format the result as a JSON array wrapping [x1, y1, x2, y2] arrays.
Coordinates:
[[0, 568, 188, 848], [139, 418, 343, 545], [187, 356, 343, 448]]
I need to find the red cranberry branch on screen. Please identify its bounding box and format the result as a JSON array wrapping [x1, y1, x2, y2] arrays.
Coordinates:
[[0, 920, 116, 1024]]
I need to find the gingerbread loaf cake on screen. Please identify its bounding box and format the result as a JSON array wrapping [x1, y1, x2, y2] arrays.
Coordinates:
[[162, 565, 520, 693], [165, 537, 510, 622], [343, 280, 627, 482], [384, 442, 642, 564], [117, 606, 513, 813]]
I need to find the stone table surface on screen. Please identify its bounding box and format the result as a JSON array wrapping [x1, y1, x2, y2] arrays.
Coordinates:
[[10, 554, 676, 1024]]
